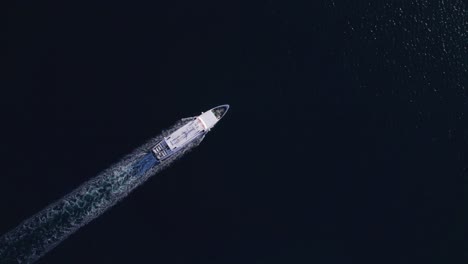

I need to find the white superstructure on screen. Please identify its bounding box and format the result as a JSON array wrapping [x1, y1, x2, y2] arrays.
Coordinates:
[[152, 105, 229, 161]]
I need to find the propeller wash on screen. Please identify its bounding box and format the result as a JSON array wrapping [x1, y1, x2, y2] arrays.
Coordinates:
[[0, 105, 229, 264]]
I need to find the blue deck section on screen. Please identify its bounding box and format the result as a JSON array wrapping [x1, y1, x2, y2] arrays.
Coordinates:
[[130, 153, 159, 178], [152, 140, 173, 161]]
